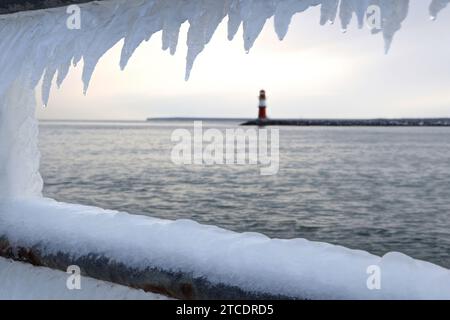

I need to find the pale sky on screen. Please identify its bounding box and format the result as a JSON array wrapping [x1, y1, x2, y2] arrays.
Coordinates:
[[37, 2, 450, 120]]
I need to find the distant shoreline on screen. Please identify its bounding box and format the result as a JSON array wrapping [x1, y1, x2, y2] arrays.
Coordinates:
[[146, 117, 249, 122], [38, 117, 450, 127]]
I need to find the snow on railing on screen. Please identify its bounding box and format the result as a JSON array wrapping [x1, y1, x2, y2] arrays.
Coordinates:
[[1, 198, 449, 299]]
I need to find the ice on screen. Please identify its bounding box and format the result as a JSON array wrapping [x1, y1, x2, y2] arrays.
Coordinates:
[[430, 0, 450, 19], [0, 257, 168, 300], [0, 198, 449, 299]]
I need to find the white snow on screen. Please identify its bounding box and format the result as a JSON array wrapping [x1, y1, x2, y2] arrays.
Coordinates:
[[0, 0, 449, 299], [0, 198, 449, 300], [0, 257, 168, 300]]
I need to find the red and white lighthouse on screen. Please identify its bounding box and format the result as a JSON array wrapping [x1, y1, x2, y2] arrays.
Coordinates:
[[258, 89, 268, 120]]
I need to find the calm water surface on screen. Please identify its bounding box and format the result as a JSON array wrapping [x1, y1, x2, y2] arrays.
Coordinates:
[[39, 120, 450, 268]]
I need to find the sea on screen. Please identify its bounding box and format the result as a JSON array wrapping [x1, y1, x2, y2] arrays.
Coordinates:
[[39, 119, 450, 268]]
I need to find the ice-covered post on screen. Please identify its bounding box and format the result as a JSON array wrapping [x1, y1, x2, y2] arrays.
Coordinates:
[[0, 73, 43, 200]]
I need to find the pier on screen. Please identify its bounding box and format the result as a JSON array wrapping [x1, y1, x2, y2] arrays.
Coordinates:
[[244, 90, 450, 127], [241, 118, 450, 127]]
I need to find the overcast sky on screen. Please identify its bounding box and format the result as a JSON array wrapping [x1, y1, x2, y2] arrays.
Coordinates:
[[37, 1, 450, 120]]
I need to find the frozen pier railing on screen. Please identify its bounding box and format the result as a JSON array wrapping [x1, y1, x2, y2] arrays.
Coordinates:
[[1, 199, 450, 300]]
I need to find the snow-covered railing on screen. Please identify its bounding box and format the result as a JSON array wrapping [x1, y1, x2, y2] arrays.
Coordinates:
[[1, 199, 449, 300]]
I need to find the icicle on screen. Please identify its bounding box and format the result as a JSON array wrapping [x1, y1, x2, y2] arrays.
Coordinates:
[[227, 0, 242, 41], [274, 0, 318, 41], [241, 0, 276, 52], [320, 0, 339, 26], [339, 0, 355, 31], [160, 1, 187, 55], [56, 60, 71, 89], [429, 0, 450, 19], [185, 1, 227, 80], [379, 0, 410, 54], [120, 0, 159, 70], [41, 66, 57, 107]]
